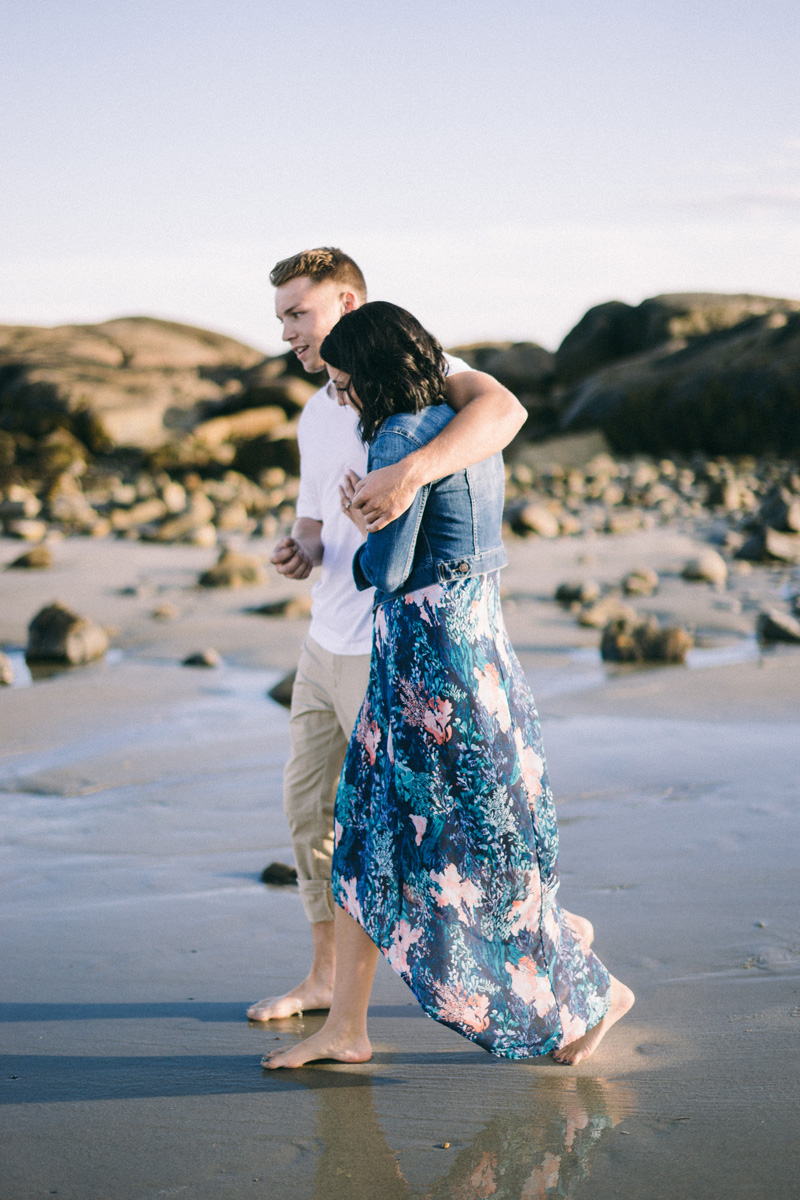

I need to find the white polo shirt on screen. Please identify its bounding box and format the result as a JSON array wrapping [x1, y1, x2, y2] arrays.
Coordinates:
[[295, 354, 472, 655]]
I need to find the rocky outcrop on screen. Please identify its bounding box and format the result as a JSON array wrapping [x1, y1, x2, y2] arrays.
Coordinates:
[[0, 318, 315, 458], [556, 293, 800, 386], [558, 297, 800, 457]]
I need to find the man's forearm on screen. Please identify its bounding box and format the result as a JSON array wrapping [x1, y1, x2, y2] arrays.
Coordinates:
[[403, 387, 526, 489], [291, 518, 324, 565]]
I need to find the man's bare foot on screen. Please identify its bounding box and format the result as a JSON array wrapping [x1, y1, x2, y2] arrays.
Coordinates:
[[562, 909, 594, 951], [552, 976, 635, 1066], [247, 976, 333, 1022], [262, 1026, 372, 1069]]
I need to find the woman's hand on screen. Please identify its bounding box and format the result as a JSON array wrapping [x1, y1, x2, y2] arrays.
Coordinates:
[[339, 469, 368, 538]]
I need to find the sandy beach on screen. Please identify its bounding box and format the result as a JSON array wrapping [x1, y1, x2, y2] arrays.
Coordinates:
[[2, 527, 799, 1200]]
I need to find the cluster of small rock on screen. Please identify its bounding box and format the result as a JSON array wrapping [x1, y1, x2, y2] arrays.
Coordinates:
[[505, 453, 800, 562], [554, 574, 694, 664], [554, 540, 800, 664], [0, 465, 299, 548]]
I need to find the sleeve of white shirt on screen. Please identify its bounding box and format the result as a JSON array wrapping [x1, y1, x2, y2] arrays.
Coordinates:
[[294, 406, 322, 521], [442, 352, 473, 376]]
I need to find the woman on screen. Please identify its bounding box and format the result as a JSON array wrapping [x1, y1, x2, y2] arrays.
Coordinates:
[[265, 302, 633, 1069]]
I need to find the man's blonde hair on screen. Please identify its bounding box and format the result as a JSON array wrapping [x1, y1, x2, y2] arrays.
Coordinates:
[[269, 247, 367, 301]]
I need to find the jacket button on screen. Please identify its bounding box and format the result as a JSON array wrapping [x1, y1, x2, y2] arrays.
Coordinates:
[[456, 561, 469, 574]]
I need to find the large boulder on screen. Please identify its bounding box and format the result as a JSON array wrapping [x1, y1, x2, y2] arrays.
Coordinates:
[[559, 306, 800, 456], [450, 341, 555, 393], [0, 317, 299, 454], [555, 293, 800, 386]]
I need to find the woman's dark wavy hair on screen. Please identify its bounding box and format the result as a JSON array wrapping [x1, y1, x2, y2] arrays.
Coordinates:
[[320, 301, 448, 443]]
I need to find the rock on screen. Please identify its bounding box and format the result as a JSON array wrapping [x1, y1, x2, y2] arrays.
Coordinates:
[[554, 580, 601, 606], [756, 608, 800, 643], [34, 428, 88, 475], [578, 597, 638, 628], [604, 510, 645, 535], [267, 669, 296, 708], [47, 474, 99, 532], [187, 524, 218, 548], [0, 651, 13, 685], [510, 503, 561, 538], [192, 405, 287, 447], [154, 492, 216, 543], [160, 480, 187, 513], [5, 519, 49, 541], [182, 648, 221, 667], [6, 545, 53, 569], [736, 528, 800, 564], [449, 341, 555, 392], [110, 497, 168, 532], [198, 548, 268, 588], [601, 615, 693, 663], [559, 300, 800, 457], [0, 485, 41, 519], [0, 316, 267, 452], [682, 549, 728, 587], [26, 602, 109, 664], [247, 595, 313, 619], [214, 500, 254, 533], [260, 861, 298, 886], [151, 603, 179, 620], [758, 486, 800, 533], [232, 433, 301, 479], [557, 513, 583, 536], [622, 567, 659, 595], [556, 292, 800, 386]]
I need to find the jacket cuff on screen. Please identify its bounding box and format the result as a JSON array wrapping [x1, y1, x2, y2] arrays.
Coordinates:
[[352, 544, 372, 591]]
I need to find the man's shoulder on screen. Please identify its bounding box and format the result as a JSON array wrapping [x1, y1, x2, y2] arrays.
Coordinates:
[[443, 352, 473, 376], [298, 381, 334, 420]]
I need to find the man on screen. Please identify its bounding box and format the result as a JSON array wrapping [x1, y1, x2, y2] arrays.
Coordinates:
[[248, 247, 527, 1021]]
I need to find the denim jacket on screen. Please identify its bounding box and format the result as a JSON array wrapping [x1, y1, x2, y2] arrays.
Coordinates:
[[352, 404, 507, 608]]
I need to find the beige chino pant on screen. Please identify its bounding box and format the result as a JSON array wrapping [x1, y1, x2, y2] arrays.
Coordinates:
[[284, 635, 371, 924]]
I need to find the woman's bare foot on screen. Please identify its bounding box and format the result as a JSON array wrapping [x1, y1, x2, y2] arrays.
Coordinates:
[[247, 974, 334, 1022], [562, 909, 594, 951], [552, 976, 635, 1066], [262, 1025, 372, 1069]]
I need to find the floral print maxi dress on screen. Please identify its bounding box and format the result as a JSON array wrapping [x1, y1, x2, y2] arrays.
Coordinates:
[[331, 572, 611, 1059]]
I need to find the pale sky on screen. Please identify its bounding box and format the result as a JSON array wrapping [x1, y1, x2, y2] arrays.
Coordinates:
[[2, 0, 798, 353]]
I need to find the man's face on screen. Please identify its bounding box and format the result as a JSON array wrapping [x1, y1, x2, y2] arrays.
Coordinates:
[[274, 276, 358, 373]]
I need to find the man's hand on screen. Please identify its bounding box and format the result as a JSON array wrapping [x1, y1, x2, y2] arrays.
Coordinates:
[[270, 536, 317, 579], [351, 459, 422, 532]]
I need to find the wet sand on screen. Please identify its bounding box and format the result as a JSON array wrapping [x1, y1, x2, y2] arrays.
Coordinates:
[[1, 531, 799, 1199]]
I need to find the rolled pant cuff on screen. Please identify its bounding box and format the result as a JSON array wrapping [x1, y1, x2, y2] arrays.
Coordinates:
[[298, 879, 336, 924]]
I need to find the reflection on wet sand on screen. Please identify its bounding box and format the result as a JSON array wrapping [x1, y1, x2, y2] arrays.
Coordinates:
[[301, 1069, 633, 1200]]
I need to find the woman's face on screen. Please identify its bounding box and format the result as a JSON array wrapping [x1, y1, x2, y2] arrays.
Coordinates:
[[327, 367, 361, 411]]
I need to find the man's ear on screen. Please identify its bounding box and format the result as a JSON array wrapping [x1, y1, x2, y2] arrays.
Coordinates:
[[340, 290, 358, 313]]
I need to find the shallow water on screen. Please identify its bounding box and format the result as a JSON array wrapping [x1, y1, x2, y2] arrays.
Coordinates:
[[1, 642, 799, 1199]]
